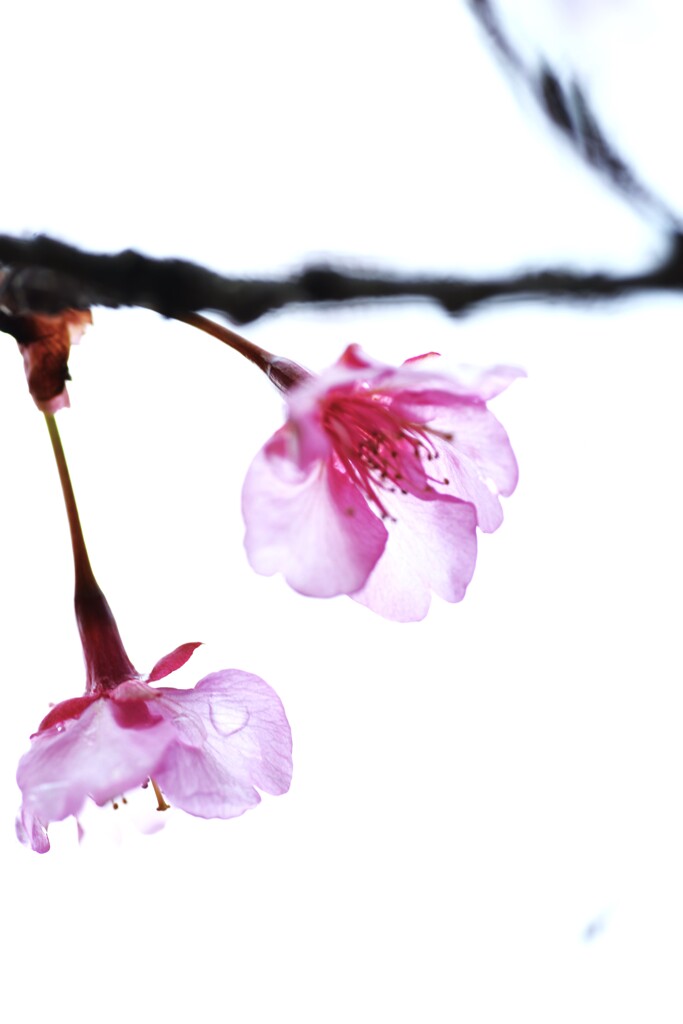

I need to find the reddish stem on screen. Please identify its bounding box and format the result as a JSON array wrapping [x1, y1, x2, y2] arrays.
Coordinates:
[[176, 312, 310, 393], [44, 413, 137, 693]]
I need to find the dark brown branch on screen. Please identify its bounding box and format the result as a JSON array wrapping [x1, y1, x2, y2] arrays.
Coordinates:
[[466, 0, 680, 229], [2, 232, 683, 328]]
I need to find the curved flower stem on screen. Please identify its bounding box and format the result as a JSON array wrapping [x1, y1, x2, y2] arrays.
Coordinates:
[[176, 312, 310, 394], [45, 413, 96, 592], [44, 413, 137, 692], [176, 312, 272, 373]]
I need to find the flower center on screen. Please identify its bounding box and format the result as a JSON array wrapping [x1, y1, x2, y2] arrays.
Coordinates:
[[322, 392, 452, 518]]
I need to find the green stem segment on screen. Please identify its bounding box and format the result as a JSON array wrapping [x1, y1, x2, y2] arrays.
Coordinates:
[[44, 413, 137, 694], [45, 412, 95, 593]]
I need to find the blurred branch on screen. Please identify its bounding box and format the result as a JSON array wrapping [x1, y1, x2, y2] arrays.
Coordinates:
[[2, 232, 683, 328], [466, 0, 681, 230]]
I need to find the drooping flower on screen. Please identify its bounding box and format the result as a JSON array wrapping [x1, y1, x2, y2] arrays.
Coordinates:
[[242, 344, 523, 621], [16, 641, 293, 854], [16, 412, 292, 853], [2, 307, 92, 411]]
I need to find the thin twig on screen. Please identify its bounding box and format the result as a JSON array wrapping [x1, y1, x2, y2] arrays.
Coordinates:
[[466, 0, 680, 229]]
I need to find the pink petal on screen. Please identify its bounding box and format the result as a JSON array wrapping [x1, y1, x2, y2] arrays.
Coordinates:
[[243, 447, 387, 597], [379, 397, 518, 532], [435, 451, 504, 533], [384, 363, 525, 403], [17, 698, 176, 824], [338, 344, 376, 370], [154, 670, 293, 818], [148, 642, 203, 682], [352, 496, 478, 621], [155, 742, 264, 817], [459, 364, 526, 401], [434, 405, 519, 498], [264, 418, 332, 476], [15, 807, 50, 854]]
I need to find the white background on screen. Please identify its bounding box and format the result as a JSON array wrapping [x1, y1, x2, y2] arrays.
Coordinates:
[[1, 2, 682, 1021]]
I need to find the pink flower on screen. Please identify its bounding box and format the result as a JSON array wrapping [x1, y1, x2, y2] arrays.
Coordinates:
[[16, 642, 293, 853], [243, 344, 523, 621], [17, 411, 292, 854]]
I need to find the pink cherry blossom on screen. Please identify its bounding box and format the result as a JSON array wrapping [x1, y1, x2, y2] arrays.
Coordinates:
[[16, 411, 292, 853], [243, 344, 523, 621], [16, 642, 292, 853]]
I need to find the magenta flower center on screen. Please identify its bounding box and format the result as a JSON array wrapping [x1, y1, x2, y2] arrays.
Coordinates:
[[322, 391, 452, 518]]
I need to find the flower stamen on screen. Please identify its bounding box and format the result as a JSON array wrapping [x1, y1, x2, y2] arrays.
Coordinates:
[[151, 777, 170, 812], [322, 393, 453, 517]]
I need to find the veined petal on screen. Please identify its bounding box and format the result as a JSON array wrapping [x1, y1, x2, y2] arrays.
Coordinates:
[[155, 742, 263, 818], [243, 447, 387, 597], [154, 670, 293, 818], [433, 404, 519, 499], [352, 496, 478, 621], [434, 446, 505, 534]]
